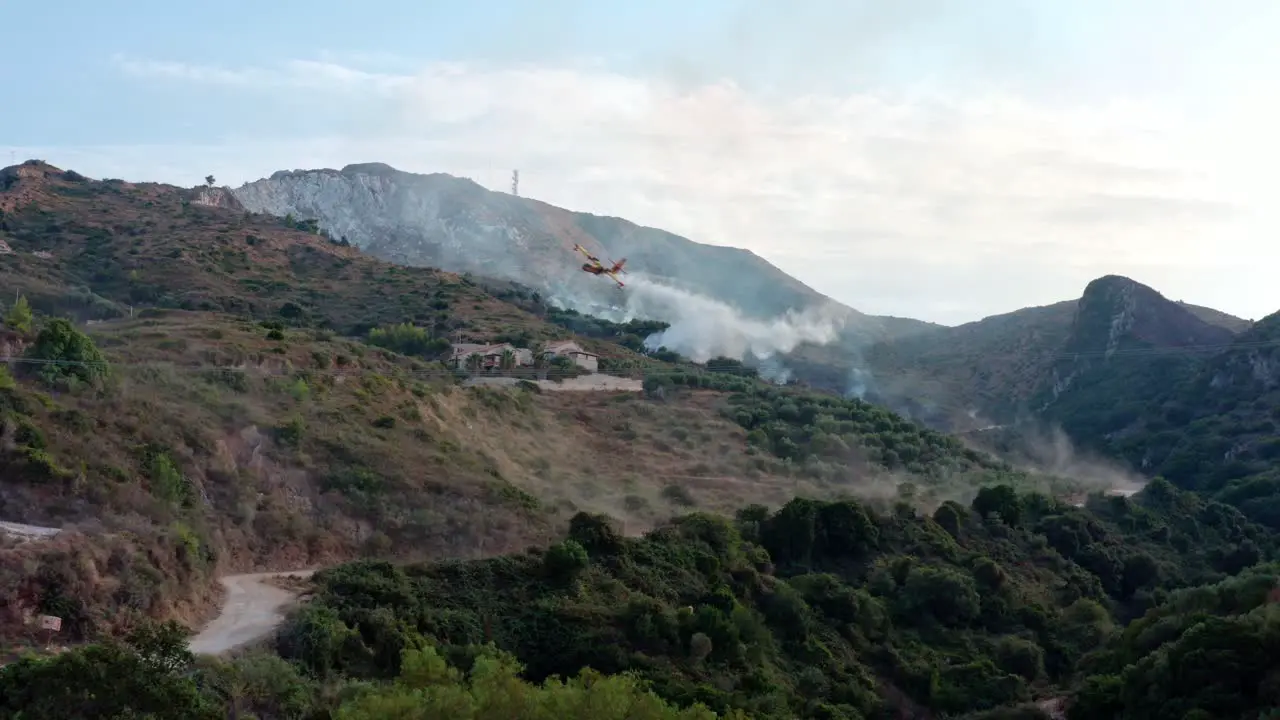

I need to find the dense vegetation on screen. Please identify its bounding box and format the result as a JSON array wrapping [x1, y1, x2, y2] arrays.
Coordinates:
[[0, 620, 733, 719], [643, 367, 1066, 503], [1030, 309, 1280, 538], [5, 482, 1275, 718]]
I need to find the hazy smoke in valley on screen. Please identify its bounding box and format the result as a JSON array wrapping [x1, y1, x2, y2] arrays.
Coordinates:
[[973, 422, 1148, 499], [1025, 427, 1147, 495]]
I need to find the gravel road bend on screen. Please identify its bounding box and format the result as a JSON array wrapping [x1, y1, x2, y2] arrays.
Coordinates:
[[188, 570, 315, 656]]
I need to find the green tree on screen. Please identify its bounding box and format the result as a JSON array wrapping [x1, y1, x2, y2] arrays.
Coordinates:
[[544, 539, 589, 582], [126, 619, 196, 674], [335, 644, 734, 720], [369, 323, 448, 358], [195, 651, 320, 720], [4, 293, 32, 334], [0, 638, 219, 719], [897, 565, 981, 627], [25, 317, 109, 386], [973, 485, 1023, 526], [148, 451, 190, 505]]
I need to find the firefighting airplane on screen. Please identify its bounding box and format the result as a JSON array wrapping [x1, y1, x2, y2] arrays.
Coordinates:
[[572, 243, 627, 289]]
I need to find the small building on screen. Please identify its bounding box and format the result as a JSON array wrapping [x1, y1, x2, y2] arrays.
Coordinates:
[[541, 340, 599, 372], [449, 343, 489, 368], [449, 343, 534, 370]]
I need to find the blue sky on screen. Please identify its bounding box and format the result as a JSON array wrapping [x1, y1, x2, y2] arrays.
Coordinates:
[[3, 1, 1279, 323]]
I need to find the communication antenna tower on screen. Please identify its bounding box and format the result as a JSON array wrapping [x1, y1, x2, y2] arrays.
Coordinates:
[[511, 169, 519, 196]]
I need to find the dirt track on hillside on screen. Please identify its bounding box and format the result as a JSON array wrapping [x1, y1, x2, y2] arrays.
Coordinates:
[[463, 374, 642, 392], [187, 570, 314, 656], [0, 521, 61, 540]]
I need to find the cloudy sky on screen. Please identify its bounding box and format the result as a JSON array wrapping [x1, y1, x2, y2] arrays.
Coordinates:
[[4, 0, 1279, 324]]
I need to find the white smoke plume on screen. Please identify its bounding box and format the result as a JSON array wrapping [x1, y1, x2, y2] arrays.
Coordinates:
[[755, 355, 793, 385], [552, 274, 846, 363], [847, 366, 874, 399]]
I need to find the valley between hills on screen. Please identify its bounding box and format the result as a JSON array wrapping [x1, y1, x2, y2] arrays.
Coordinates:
[[0, 160, 1279, 719]]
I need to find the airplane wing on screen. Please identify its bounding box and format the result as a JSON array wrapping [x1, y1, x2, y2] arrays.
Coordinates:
[[572, 244, 601, 263]]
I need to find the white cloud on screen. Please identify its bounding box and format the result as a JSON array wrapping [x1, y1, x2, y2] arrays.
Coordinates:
[[111, 55, 412, 94], [31, 55, 1280, 323]]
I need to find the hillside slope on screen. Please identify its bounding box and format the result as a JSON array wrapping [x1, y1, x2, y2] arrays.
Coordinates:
[[858, 271, 1280, 537], [0, 161, 567, 343], [1177, 300, 1256, 333], [861, 276, 1252, 432], [863, 299, 1080, 426], [0, 309, 1056, 643], [231, 163, 940, 345], [0, 160, 1055, 646], [1102, 309, 1280, 505]]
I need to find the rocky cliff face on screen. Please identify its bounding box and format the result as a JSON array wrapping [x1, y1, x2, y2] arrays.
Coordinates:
[[232, 163, 842, 320], [1205, 312, 1280, 393], [1039, 275, 1238, 405], [1066, 276, 1236, 357], [189, 186, 244, 211]]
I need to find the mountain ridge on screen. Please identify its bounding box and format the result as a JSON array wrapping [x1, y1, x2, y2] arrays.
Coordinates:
[[231, 162, 944, 344], [855, 275, 1254, 429], [228, 159, 1265, 435]]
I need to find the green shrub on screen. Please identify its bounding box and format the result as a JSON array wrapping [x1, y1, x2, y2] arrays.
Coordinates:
[[26, 317, 109, 386]]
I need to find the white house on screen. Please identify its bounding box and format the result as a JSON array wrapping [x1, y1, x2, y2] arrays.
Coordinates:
[[541, 340, 599, 372]]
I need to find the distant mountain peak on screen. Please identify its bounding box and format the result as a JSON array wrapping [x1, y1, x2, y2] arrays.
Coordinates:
[[1068, 274, 1234, 357], [340, 162, 400, 176], [232, 162, 855, 323]]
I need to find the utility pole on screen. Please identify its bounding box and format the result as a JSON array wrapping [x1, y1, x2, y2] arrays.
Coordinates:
[[511, 169, 519, 197]]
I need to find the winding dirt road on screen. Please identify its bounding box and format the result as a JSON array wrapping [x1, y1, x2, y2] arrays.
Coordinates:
[[187, 570, 314, 656]]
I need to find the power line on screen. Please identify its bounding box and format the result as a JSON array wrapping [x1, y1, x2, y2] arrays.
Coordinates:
[[873, 335, 1280, 364], [7, 332, 1280, 381], [1042, 337, 1280, 360]]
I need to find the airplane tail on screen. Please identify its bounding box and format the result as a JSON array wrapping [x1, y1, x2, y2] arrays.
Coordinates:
[[611, 258, 627, 273]]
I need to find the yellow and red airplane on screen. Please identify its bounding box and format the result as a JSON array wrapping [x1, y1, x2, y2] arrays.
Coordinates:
[[572, 243, 627, 288]]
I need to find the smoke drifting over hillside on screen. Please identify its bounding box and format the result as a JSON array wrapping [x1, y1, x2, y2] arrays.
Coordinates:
[[554, 274, 845, 363]]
